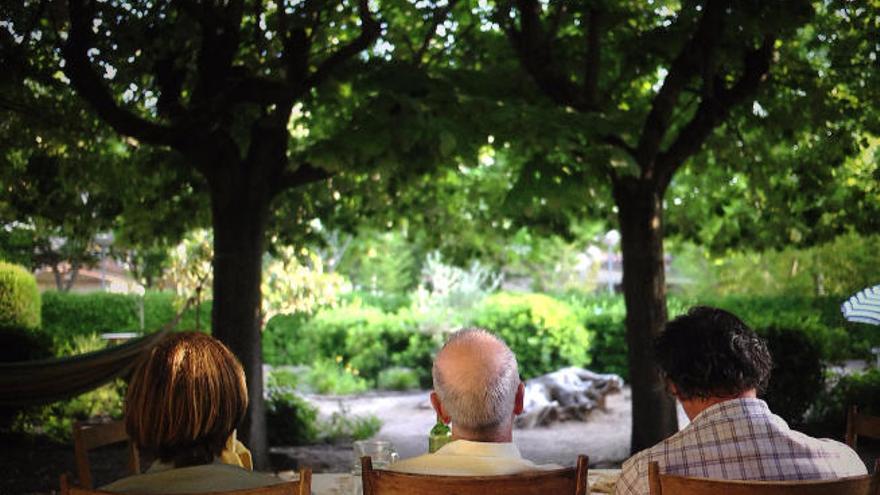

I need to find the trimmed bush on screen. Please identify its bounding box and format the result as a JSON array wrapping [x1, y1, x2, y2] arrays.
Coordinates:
[[41, 291, 211, 345], [0, 261, 40, 331], [41, 292, 138, 344], [472, 293, 592, 379], [263, 305, 441, 387]]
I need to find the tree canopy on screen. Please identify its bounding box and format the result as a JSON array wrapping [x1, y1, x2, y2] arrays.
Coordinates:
[[2, 0, 878, 460]]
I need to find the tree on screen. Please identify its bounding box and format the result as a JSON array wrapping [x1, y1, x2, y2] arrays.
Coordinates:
[[5, 0, 481, 465], [57, 0, 379, 464], [476, 0, 816, 451]]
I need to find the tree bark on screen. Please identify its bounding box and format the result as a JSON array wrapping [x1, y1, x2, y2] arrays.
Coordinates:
[[208, 165, 272, 470], [613, 177, 678, 453]]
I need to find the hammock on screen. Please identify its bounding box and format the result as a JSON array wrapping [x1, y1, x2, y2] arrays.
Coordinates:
[[0, 300, 191, 407]]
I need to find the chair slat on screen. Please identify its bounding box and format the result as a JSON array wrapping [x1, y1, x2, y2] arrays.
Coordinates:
[[72, 419, 139, 489], [60, 469, 311, 495], [361, 455, 589, 495], [647, 460, 878, 495], [847, 405, 880, 449]]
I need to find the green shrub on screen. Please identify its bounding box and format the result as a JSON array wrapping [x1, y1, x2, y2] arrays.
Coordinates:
[[41, 292, 139, 344], [267, 367, 302, 392], [263, 304, 442, 388], [142, 291, 212, 333], [569, 295, 628, 379], [377, 367, 420, 391], [304, 359, 370, 395], [0, 261, 40, 331], [320, 407, 382, 443], [701, 295, 851, 362], [266, 388, 319, 446], [472, 293, 592, 379], [808, 368, 880, 434], [758, 327, 825, 426], [564, 293, 863, 381], [41, 291, 211, 346], [18, 334, 126, 441]]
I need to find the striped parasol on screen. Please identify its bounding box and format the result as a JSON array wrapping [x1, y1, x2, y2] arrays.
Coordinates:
[[841, 284, 880, 325]]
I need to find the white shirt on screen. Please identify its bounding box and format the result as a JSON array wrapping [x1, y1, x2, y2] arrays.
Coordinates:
[[390, 439, 561, 476], [615, 398, 867, 495]]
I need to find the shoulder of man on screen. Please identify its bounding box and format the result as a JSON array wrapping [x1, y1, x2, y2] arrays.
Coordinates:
[[614, 448, 651, 495]]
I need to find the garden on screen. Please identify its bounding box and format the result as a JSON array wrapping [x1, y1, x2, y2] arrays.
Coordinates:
[[3, 229, 880, 465], [3, 0, 880, 493]]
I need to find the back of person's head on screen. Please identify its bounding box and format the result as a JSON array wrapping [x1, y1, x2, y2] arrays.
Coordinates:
[[655, 306, 772, 400], [125, 331, 248, 467], [432, 328, 520, 439]]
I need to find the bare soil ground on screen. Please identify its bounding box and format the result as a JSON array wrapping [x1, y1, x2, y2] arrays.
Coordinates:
[[272, 386, 677, 473]]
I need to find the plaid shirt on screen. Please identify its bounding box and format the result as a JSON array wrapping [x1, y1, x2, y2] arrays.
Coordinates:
[[614, 398, 866, 495]]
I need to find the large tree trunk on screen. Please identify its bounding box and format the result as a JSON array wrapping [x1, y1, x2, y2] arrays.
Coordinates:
[[613, 178, 678, 454], [209, 166, 271, 470]]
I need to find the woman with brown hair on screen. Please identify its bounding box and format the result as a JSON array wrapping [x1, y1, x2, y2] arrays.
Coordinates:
[[103, 332, 280, 493]]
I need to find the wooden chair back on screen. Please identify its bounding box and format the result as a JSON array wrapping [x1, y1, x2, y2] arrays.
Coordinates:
[[73, 419, 140, 488], [847, 405, 880, 450], [60, 469, 311, 495], [647, 460, 880, 495], [360, 454, 588, 495]]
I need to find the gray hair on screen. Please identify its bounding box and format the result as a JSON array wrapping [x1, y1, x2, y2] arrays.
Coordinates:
[[432, 328, 520, 434]]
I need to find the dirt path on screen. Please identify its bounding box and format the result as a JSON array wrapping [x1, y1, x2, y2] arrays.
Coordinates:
[[273, 386, 689, 472]]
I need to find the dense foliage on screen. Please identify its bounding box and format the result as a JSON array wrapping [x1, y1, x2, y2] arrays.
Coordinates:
[[472, 293, 592, 379], [40, 291, 209, 346], [16, 334, 126, 442], [809, 368, 880, 435], [759, 328, 825, 426], [0, 261, 41, 331]]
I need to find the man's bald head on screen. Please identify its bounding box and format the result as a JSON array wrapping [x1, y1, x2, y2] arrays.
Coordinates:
[[432, 328, 521, 439]]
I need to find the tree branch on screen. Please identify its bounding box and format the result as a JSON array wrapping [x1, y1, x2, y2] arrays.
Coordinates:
[[182, 0, 244, 106], [62, 0, 176, 145], [306, 0, 380, 89], [603, 134, 635, 157], [634, 1, 725, 175], [503, 0, 597, 111], [274, 162, 334, 195], [583, 8, 602, 108], [414, 0, 460, 65], [655, 37, 775, 191]]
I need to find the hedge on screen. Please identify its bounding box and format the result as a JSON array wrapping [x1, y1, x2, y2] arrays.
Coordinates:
[[264, 294, 596, 386], [0, 261, 41, 331], [41, 290, 210, 345], [563, 293, 873, 381]]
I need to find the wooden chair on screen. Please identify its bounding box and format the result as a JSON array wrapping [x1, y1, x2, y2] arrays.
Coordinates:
[[847, 405, 880, 450], [59, 469, 311, 495], [360, 454, 589, 495], [73, 419, 140, 488], [647, 460, 880, 495]]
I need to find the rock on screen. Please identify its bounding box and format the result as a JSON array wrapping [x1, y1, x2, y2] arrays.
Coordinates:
[[516, 367, 624, 428]]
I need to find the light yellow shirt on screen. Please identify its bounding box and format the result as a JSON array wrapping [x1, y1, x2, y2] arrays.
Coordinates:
[[389, 439, 561, 476]]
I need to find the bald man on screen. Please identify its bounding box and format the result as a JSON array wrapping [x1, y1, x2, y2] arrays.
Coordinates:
[[390, 328, 559, 475]]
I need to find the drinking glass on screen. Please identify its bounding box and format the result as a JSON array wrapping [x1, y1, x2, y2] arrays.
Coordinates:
[[351, 439, 399, 495]]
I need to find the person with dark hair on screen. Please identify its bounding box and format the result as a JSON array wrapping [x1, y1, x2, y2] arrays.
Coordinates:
[[103, 332, 280, 493], [614, 306, 865, 495]]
